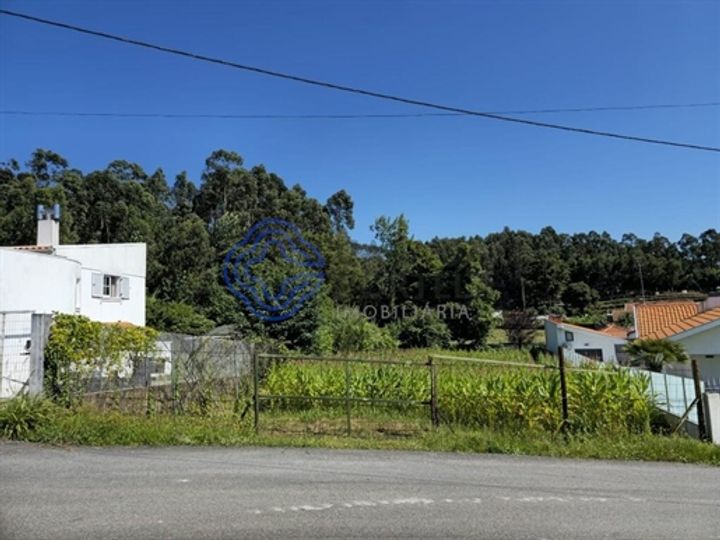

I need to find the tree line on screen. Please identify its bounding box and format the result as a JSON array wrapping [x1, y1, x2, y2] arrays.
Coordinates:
[[1, 149, 717, 350]]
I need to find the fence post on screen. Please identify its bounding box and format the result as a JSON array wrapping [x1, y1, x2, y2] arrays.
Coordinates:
[[29, 314, 51, 396], [232, 342, 240, 415], [557, 347, 569, 437], [253, 350, 260, 433], [691, 359, 707, 441], [663, 372, 670, 413], [144, 355, 151, 416], [344, 358, 352, 435], [429, 356, 439, 428]]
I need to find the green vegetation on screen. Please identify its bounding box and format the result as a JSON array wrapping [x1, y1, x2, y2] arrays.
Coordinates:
[[626, 339, 690, 373], [2, 150, 719, 352], [44, 314, 158, 405], [1, 400, 718, 465], [262, 359, 653, 435]]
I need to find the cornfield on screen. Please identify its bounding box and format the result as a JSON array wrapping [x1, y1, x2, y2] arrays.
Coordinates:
[[262, 359, 654, 435]]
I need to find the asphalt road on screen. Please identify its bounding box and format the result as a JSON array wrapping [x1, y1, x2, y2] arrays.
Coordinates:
[[1, 442, 718, 539]]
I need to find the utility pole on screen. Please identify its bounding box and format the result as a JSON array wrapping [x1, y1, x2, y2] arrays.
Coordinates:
[[637, 259, 646, 303]]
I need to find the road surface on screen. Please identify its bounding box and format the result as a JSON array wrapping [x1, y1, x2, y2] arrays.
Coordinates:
[[1, 441, 718, 539]]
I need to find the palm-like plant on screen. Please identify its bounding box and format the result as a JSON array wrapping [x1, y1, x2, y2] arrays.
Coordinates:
[[625, 339, 689, 372]]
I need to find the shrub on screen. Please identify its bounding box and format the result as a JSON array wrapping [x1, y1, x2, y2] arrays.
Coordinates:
[[0, 396, 57, 440], [44, 314, 159, 405], [146, 297, 214, 335], [313, 306, 397, 354], [390, 310, 451, 349]]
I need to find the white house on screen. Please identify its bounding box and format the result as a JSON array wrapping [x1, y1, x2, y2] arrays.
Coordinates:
[[0, 205, 146, 397], [544, 318, 629, 364], [545, 296, 720, 383]]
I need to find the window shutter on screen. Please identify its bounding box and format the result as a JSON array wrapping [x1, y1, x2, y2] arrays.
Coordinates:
[[120, 277, 130, 300], [91, 273, 103, 297]]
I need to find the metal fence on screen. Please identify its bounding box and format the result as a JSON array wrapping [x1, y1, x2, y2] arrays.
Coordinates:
[[641, 369, 704, 425], [252, 353, 439, 434], [82, 333, 255, 414], [0, 311, 34, 399]]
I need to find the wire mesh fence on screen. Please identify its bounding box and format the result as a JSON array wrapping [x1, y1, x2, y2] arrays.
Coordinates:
[[80, 334, 256, 415], [0, 311, 34, 399]]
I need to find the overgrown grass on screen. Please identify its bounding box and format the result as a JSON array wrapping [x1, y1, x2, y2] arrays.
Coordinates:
[[1, 400, 718, 466]]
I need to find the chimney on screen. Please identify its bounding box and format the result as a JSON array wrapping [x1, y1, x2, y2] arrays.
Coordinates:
[[36, 204, 60, 246]]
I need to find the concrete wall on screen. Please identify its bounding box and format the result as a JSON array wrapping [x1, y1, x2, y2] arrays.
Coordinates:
[[55, 244, 146, 326], [544, 320, 626, 363]]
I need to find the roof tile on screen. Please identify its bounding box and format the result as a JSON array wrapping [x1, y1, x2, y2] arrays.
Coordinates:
[[634, 302, 700, 338]]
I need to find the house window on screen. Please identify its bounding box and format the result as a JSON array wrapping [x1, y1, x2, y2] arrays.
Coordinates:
[[103, 275, 120, 298], [565, 331, 574, 342], [92, 273, 130, 300], [575, 348, 604, 362]]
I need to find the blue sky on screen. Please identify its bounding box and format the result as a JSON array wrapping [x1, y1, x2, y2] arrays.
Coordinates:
[[1, 0, 718, 243]]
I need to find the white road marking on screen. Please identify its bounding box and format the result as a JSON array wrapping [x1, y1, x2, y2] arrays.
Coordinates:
[[245, 491, 637, 516]]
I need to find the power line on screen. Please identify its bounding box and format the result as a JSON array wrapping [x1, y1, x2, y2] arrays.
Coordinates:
[[2, 102, 720, 120], [1, 8, 719, 153]]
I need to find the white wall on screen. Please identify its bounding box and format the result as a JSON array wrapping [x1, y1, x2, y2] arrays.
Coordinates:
[[0, 249, 79, 314], [672, 324, 720, 382], [544, 320, 626, 363], [55, 244, 146, 326], [676, 324, 720, 356], [544, 320, 559, 354]]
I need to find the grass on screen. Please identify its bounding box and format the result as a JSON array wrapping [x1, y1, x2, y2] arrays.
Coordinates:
[[485, 328, 545, 346], [2, 399, 719, 466]]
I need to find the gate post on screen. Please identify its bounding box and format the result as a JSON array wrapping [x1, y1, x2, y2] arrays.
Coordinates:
[[253, 350, 260, 433], [557, 347, 569, 437], [691, 359, 708, 441], [29, 313, 51, 396], [428, 356, 439, 428]]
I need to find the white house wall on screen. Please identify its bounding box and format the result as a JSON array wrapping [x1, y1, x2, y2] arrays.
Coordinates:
[[544, 320, 626, 363], [0, 249, 79, 314], [55, 244, 146, 326], [674, 325, 720, 382]]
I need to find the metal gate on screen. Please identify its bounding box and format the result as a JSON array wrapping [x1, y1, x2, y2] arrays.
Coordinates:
[[0, 311, 34, 398]]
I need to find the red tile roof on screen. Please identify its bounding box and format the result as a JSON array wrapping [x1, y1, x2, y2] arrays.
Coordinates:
[[645, 306, 720, 339], [634, 302, 700, 338]]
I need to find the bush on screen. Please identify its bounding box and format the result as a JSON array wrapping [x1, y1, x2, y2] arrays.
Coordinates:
[[0, 396, 57, 440], [313, 306, 397, 354], [44, 314, 158, 405], [390, 310, 451, 349], [146, 297, 214, 335]]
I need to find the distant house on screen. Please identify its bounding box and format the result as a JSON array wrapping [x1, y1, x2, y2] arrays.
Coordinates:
[[0, 205, 146, 397], [544, 318, 629, 363], [545, 296, 720, 382]]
